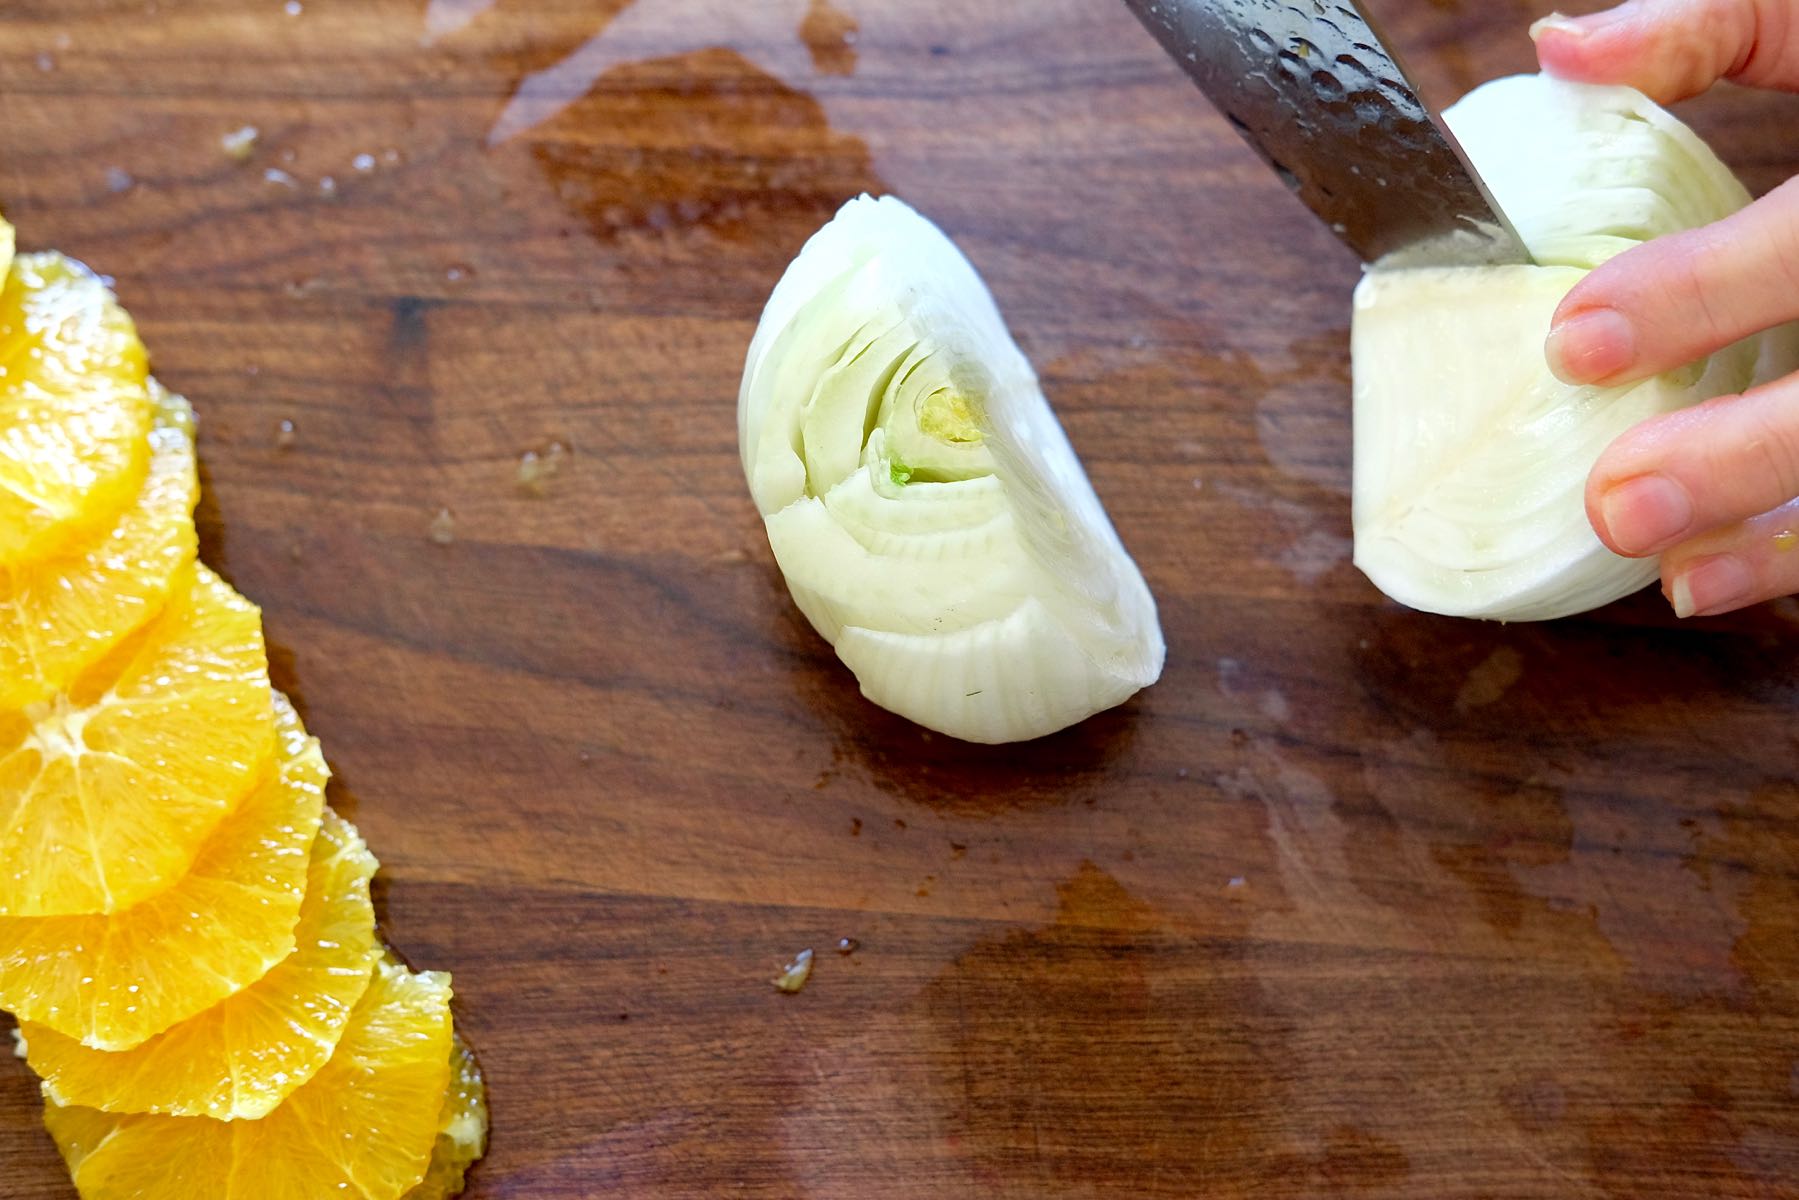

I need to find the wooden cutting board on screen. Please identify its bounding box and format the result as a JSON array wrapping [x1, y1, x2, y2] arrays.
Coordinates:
[[3, 1, 1798, 1195]]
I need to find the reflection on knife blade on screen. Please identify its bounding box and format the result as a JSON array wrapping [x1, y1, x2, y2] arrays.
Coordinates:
[[1122, 0, 1531, 268]]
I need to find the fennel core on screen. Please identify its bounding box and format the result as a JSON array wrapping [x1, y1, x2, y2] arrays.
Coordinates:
[[877, 367, 994, 492], [916, 386, 984, 446], [887, 387, 985, 487]]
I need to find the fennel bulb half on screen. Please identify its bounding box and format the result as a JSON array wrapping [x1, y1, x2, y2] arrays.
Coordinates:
[[740, 196, 1163, 743], [1352, 75, 1763, 621]]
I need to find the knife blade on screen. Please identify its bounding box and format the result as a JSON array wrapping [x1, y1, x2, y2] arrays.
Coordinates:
[[1122, 0, 1531, 268]]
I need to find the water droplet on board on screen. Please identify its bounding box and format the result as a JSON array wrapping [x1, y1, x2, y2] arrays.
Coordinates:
[[422, 0, 497, 45]]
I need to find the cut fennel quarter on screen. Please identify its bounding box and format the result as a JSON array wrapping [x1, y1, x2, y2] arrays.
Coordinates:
[[739, 195, 1163, 744], [1351, 74, 1763, 621]]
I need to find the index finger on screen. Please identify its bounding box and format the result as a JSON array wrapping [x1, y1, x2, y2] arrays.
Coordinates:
[[1545, 177, 1799, 388]]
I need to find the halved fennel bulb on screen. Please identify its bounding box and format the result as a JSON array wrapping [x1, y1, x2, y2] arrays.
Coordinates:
[[740, 196, 1163, 743], [1353, 75, 1763, 621]]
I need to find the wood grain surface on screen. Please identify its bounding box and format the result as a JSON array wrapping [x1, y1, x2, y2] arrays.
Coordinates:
[[3, 1, 1799, 1196]]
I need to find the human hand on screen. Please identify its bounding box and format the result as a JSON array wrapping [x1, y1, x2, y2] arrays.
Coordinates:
[[1531, 0, 1799, 617]]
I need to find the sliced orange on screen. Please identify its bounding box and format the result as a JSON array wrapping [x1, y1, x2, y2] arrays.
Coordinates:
[[0, 694, 322, 1050], [0, 562, 276, 916], [0, 380, 198, 713], [0, 250, 154, 568], [21, 806, 376, 1115], [405, 1033, 489, 1200], [47, 959, 454, 1200]]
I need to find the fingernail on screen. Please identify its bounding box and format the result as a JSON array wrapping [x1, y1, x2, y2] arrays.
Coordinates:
[[1546, 308, 1637, 383], [1530, 5, 1636, 40], [1599, 475, 1694, 555], [1669, 554, 1756, 618], [1529, 12, 1589, 40]]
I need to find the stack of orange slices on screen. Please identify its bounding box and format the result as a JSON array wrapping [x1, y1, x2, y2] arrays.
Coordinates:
[[0, 217, 487, 1198]]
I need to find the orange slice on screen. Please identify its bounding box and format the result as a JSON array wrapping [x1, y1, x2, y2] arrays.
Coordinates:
[[0, 250, 154, 568], [405, 1033, 489, 1200], [46, 959, 454, 1200], [0, 380, 199, 713], [0, 562, 276, 916], [21, 807, 376, 1115], [0, 694, 322, 1050]]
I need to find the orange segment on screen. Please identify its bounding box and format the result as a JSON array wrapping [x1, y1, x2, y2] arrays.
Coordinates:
[[0, 563, 276, 916], [404, 1033, 489, 1200], [0, 251, 153, 568], [0, 380, 199, 713], [46, 959, 454, 1200], [21, 807, 376, 1116], [0, 694, 323, 1050]]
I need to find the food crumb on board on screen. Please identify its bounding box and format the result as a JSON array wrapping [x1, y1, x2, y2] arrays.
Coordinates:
[[773, 949, 815, 993], [220, 125, 259, 162], [517, 440, 570, 495]]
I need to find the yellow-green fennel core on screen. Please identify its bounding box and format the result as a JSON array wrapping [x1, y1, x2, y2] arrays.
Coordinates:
[[918, 388, 984, 445]]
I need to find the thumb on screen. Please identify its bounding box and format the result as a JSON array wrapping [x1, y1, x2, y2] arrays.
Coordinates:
[[1531, 0, 1799, 103]]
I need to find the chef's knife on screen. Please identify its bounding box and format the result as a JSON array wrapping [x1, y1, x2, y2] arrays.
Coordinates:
[[1122, 0, 1531, 267]]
